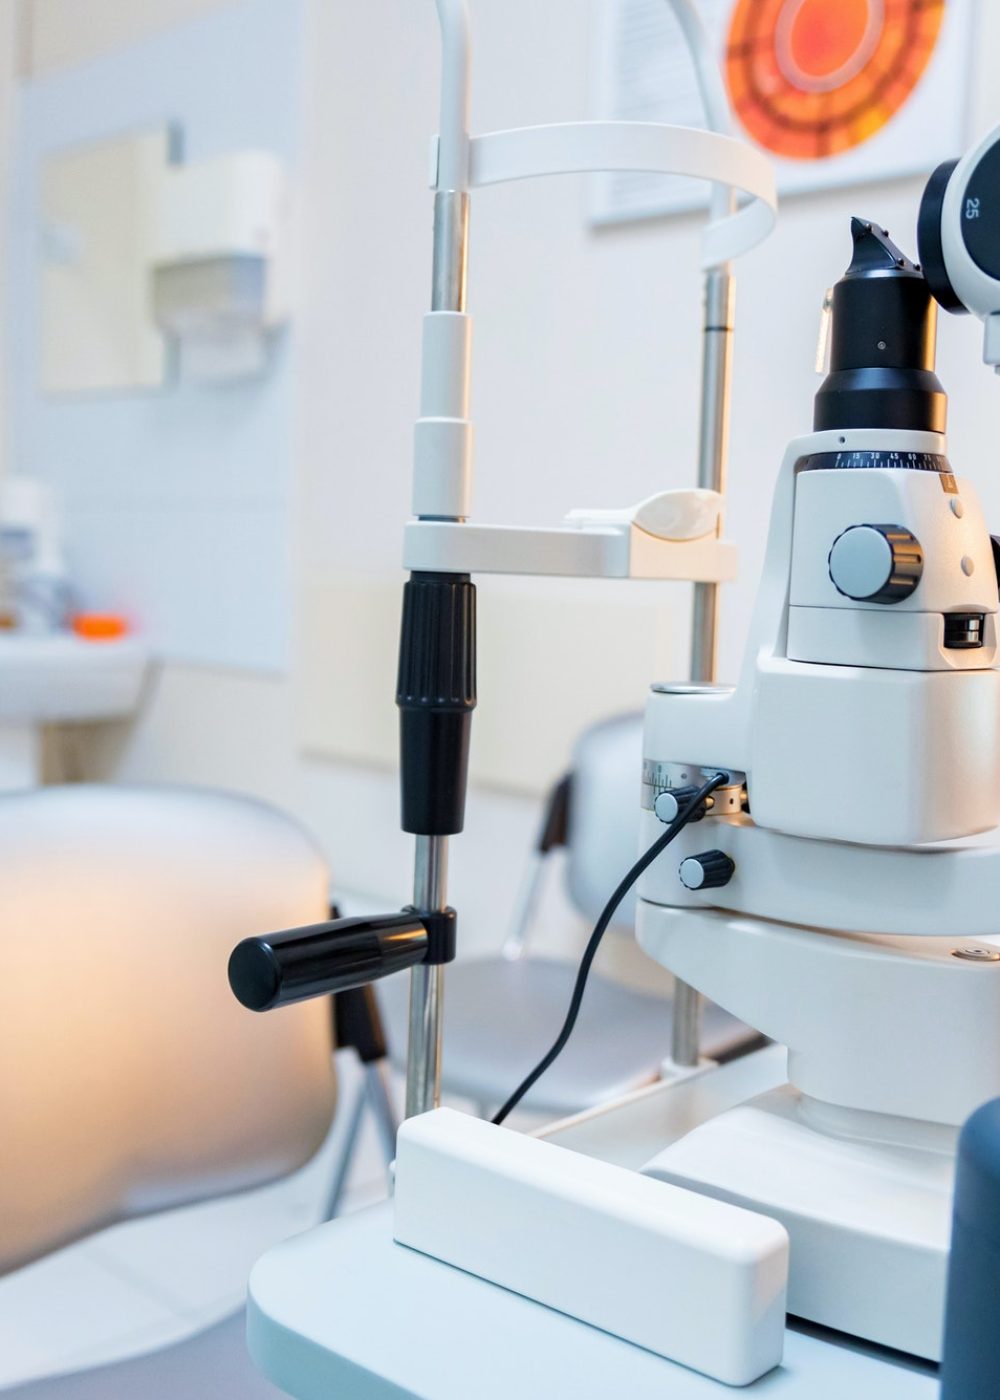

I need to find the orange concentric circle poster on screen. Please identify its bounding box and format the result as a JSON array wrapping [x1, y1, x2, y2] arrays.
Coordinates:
[[725, 0, 947, 161]]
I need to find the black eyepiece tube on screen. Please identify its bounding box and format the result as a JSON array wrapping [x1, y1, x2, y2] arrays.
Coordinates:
[[228, 912, 428, 1012], [814, 218, 947, 435]]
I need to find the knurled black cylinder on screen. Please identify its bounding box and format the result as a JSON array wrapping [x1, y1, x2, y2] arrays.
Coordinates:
[[396, 572, 477, 836]]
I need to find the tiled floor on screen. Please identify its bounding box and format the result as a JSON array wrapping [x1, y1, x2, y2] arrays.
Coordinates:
[[0, 1048, 395, 1391]]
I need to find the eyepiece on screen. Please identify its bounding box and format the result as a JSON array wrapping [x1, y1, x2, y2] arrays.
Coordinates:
[[814, 218, 947, 435]]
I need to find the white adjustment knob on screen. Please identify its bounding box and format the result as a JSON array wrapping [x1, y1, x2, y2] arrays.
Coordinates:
[[828, 524, 922, 604], [654, 786, 708, 824], [679, 850, 735, 891]]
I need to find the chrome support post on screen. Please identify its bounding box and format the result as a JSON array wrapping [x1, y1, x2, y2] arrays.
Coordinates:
[[673, 265, 735, 1069], [403, 185, 472, 1119]]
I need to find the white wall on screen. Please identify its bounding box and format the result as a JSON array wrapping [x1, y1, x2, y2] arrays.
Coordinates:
[[11, 0, 303, 672], [0, 3, 22, 488], [36, 0, 1000, 973], [19, 0, 235, 77]]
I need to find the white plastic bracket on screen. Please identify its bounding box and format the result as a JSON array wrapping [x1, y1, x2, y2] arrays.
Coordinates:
[[403, 489, 736, 580]]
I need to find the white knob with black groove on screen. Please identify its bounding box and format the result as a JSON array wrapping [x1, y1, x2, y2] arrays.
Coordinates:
[[679, 850, 735, 891], [653, 786, 709, 824], [828, 524, 923, 604]]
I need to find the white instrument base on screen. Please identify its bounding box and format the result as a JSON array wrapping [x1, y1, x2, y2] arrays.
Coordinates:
[[636, 900, 1000, 1128], [246, 1053, 937, 1400], [642, 1084, 954, 1361], [248, 1199, 933, 1399]]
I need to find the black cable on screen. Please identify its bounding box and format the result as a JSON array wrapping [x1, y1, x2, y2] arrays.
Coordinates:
[[491, 771, 728, 1126]]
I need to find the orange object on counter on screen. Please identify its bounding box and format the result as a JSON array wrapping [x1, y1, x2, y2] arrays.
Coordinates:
[[72, 614, 129, 641]]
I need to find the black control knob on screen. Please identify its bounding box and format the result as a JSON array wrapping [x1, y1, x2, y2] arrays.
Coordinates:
[[828, 523, 923, 604], [918, 160, 965, 313], [679, 850, 735, 891]]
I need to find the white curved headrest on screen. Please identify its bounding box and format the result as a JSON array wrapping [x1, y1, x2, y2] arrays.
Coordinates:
[[1, 785, 336, 1272]]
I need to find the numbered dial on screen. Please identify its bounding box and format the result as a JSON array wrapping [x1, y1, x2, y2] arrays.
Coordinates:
[[828, 524, 923, 604], [799, 450, 950, 474], [961, 141, 1000, 280]]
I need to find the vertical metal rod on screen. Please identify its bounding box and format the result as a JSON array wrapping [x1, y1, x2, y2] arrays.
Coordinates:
[[406, 834, 449, 1117], [403, 190, 471, 1119], [431, 189, 469, 313], [672, 265, 736, 1068], [689, 267, 736, 685]]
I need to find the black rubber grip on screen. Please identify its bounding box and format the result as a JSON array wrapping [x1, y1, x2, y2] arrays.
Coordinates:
[[228, 912, 428, 1012], [396, 571, 477, 835]]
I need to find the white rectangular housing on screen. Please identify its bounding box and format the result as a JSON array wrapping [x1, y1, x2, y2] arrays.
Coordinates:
[[152, 150, 289, 273], [393, 1108, 788, 1387], [750, 655, 1000, 844], [150, 150, 291, 380]]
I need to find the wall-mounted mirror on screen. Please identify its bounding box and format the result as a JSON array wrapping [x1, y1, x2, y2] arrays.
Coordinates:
[[40, 126, 171, 395]]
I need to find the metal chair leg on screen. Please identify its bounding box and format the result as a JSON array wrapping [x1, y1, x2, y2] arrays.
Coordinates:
[[327, 973, 400, 1218], [364, 1060, 399, 1164], [324, 1068, 369, 1219]]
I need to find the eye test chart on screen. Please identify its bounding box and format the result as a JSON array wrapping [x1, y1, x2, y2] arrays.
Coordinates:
[[590, 0, 975, 225]]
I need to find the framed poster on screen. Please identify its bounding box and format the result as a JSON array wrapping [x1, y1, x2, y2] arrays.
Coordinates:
[[590, 0, 975, 224]]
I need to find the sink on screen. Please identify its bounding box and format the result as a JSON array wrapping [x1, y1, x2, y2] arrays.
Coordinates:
[[0, 634, 147, 787], [0, 633, 146, 722]]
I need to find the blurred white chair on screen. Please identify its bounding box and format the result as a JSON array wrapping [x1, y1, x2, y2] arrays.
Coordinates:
[[0, 784, 338, 1397], [377, 714, 756, 1119]]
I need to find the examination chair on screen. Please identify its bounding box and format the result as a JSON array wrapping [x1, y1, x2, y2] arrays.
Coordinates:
[[378, 714, 754, 1118], [0, 784, 338, 1397]]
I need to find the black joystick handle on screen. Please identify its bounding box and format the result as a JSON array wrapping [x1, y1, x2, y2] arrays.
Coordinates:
[[229, 908, 456, 1012]]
